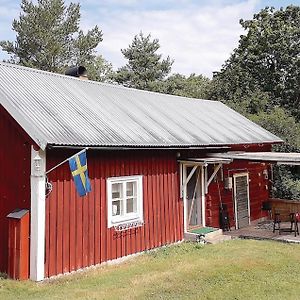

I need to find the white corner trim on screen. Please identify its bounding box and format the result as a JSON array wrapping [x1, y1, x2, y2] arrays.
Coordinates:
[[30, 146, 46, 281]]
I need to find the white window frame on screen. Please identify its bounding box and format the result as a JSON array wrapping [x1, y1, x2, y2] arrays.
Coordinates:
[[107, 175, 143, 228]]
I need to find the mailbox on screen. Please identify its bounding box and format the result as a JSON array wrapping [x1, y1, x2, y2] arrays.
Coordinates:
[[7, 208, 30, 280]]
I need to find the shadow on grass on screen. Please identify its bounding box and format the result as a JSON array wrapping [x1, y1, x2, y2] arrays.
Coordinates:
[[0, 272, 8, 279]]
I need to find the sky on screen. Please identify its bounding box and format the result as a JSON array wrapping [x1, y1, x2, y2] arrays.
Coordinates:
[[0, 0, 299, 78]]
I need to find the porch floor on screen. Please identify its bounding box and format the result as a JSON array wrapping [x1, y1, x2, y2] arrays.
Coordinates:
[[224, 221, 300, 244]]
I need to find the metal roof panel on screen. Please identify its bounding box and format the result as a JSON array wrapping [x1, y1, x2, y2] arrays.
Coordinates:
[[209, 152, 300, 164], [0, 62, 283, 149]]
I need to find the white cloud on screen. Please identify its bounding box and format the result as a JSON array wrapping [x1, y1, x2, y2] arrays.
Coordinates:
[[80, 0, 258, 78], [0, 2, 19, 60], [0, 0, 259, 77]]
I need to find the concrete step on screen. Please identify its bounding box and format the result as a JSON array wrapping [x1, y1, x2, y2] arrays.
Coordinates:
[[184, 231, 200, 242], [205, 234, 231, 244], [184, 228, 224, 242], [204, 229, 223, 239]]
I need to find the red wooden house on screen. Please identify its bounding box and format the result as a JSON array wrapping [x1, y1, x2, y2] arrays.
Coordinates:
[[1, 62, 296, 281]]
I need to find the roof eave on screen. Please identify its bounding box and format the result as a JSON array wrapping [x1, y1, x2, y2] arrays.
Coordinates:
[[1, 93, 48, 150]]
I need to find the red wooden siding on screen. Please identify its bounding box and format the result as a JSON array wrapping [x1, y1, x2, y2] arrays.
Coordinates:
[[0, 105, 31, 274], [206, 160, 270, 228], [45, 150, 183, 278]]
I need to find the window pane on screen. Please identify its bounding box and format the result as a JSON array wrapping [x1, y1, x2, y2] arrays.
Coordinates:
[[126, 197, 137, 213], [112, 183, 122, 199], [112, 200, 122, 216], [126, 181, 137, 197]]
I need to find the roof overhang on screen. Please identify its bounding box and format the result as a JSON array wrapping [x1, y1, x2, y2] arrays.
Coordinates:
[[179, 157, 233, 165], [47, 144, 231, 150], [208, 152, 300, 165]]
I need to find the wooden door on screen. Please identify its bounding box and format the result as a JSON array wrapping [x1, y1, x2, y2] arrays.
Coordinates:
[[234, 173, 250, 229]]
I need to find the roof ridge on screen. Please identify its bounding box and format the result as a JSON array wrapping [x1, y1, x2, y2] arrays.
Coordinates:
[[0, 61, 216, 103]]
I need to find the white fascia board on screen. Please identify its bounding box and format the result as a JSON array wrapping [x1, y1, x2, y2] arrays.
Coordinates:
[[0, 92, 48, 150]]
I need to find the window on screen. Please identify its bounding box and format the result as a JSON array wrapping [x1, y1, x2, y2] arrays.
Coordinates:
[[107, 175, 143, 228]]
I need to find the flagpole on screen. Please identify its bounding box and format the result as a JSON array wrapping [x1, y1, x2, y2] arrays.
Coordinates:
[[45, 147, 89, 175]]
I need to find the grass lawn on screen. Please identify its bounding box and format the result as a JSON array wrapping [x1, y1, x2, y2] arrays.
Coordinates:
[[1, 239, 300, 299]]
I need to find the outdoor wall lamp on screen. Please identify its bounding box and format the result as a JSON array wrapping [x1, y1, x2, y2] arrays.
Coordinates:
[[33, 153, 42, 171]]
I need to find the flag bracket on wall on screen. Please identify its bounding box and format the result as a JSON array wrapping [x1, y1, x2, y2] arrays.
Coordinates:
[[45, 147, 92, 197]]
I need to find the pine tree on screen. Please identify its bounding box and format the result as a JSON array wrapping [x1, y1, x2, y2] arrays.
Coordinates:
[[0, 0, 103, 73], [112, 32, 173, 90]]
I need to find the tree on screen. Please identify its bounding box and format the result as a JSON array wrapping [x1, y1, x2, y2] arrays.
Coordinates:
[[86, 55, 113, 83], [112, 32, 173, 90], [210, 6, 300, 119], [209, 6, 300, 200], [250, 107, 300, 200], [0, 0, 103, 73], [153, 73, 211, 99]]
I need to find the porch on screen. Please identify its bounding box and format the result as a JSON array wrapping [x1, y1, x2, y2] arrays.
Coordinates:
[[224, 198, 300, 244], [224, 222, 300, 244]]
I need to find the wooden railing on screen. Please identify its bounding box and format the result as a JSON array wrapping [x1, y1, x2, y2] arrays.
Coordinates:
[[269, 198, 300, 221]]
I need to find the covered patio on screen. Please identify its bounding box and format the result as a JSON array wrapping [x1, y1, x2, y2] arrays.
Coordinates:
[[224, 198, 300, 244], [224, 223, 300, 244]]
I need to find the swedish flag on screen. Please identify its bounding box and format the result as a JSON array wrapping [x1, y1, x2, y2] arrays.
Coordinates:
[[69, 150, 91, 197]]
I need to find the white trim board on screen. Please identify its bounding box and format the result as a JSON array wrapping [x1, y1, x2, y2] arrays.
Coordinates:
[[30, 147, 46, 281]]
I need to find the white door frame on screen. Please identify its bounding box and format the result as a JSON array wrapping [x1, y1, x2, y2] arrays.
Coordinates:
[[180, 163, 206, 232], [233, 172, 250, 229]]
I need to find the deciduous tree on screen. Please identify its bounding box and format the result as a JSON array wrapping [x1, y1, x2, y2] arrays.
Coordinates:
[[211, 5, 300, 119], [153, 73, 211, 99]]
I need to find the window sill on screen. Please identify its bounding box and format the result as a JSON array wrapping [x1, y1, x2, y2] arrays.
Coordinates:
[[108, 217, 143, 229]]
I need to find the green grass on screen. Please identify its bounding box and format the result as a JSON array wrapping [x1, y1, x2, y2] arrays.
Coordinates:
[[1, 240, 300, 299]]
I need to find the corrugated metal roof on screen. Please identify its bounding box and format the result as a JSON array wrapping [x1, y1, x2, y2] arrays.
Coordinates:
[[209, 152, 300, 164], [0, 62, 283, 150]]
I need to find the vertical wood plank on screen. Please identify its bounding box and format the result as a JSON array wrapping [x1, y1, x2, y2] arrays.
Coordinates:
[[148, 157, 155, 249], [56, 168, 63, 275], [75, 195, 83, 270], [158, 156, 164, 246], [48, 170, 58, 277], [94, 156, 101, 265], [69, 174, 76, 272], [163, 157, 170, 243], [62, 166, 70, 274], [100, 158, 107, 263]]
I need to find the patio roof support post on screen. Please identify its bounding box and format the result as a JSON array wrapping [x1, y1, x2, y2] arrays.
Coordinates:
[[206, 163, 222, 194], [182, 164, 188, 233], [270, 164, 274, 198], [182, 165, 198, 191], [180, 163, 183, 198], [204, 165, 208, 194], [201, 165, 206, 227]]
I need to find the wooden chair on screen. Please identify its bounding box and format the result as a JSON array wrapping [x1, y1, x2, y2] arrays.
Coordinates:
[[273, 213, 281, 233], [291, 212, 300, 237], [273, 212, 300, 237]]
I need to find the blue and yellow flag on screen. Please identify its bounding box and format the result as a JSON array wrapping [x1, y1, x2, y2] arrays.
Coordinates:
[[69, 150, 91, 197]]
